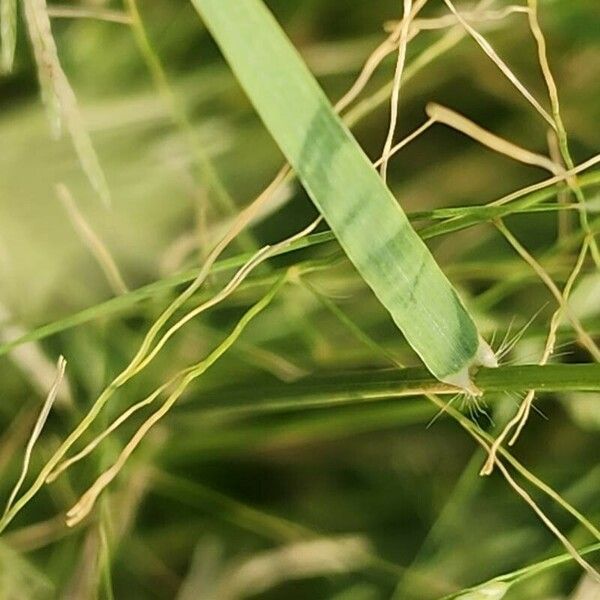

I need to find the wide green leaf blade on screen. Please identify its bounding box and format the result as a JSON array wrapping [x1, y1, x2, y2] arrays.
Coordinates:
[[190, 0, 496, 388]]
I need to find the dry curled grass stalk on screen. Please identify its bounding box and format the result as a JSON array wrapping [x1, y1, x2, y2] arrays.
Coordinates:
[[379, 0, 416, 182], [3, 356, 66, 516]]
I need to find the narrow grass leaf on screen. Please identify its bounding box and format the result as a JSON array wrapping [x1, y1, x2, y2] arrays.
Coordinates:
[[190, 0, 496, 390], [3, 356, 66, 516], [1, 167, 598, 360]]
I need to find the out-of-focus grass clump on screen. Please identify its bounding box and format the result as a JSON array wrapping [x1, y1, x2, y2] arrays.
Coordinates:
[[0, 0, 599, 598]]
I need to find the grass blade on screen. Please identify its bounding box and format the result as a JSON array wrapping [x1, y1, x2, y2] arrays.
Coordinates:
[[1, 166, 598, 360], [191, 364, 600, 419], [190, 0, 496, 390], [3, 356, 66, 516], [23, 0, 110, 205]]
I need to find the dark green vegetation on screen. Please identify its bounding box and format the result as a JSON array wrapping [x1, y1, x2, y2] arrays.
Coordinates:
[[0, 0, 599, 598]]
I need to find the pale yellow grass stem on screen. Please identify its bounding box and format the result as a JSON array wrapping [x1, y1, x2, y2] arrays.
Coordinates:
[[334, 0, 428, 113], [3, 356, 66, 515], [56, 184, 129, 296], [481, 238, 591, 474], [379, 0, 415, 182], [385, 6, 529, 33], [547, 129, 570, 241], [526, 0, 600, 267], [23, 0, 110, 204], [430, 395, 600, 582], [495, 221, 599, 360], [426, 103, 561, 174], [65, 276, 287, 527], [48, 219, 320, 482], [442, 0, 554, 128], [490, 154, 600, 209]]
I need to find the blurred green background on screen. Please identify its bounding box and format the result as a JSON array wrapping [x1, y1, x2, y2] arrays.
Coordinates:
[[0, 1, 599, 598]]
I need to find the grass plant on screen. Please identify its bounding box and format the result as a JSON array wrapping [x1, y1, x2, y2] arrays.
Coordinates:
[[0, 0, 598, 597]]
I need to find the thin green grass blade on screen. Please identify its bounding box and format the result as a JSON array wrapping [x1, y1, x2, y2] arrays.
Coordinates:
[[1, 188, 597, 358], [191, 364, 600, 420], [190, 0, 495, 389], [0, 0, 17, 72]]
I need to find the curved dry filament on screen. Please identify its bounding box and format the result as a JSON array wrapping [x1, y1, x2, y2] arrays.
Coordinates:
[[379, 0, 414, 182], [442, 0, 554, 128], [65, 275, 287, 527]]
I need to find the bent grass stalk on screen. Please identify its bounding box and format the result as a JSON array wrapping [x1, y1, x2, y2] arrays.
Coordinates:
[[490, 155, 600, 209], [507, 239, 590, 444], [447, 0, 600, 267], [421, 158, 600, 241], [527, 0, 600, 262], [343, 0, 499, 128], [344, 22, 462, 128], [65, 274, 288, 527], [333, 0, 416, 114], [508, 237, 589, 446], [0, 167, 293, 535], [432, 395, 600, 582], [385, 5, 529, 33], [301, 279, 600, 573], [335, 0, 469, 116], [127, 219, 320, 378], [425, 103, 561, 174], [481, 229, 594, 475], [526, 0, 600, 267], [442, 0, 554, 128], [495, 220, 600, 361], [379, 0, 415, 182], [47, 219, 321, 482], [3, 356, 66, 516], [46, 384, 169, 484]]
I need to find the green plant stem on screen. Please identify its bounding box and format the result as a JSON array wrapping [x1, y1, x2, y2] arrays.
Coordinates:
[[186, 364, 600, 420], [3, 169, 599, 358]]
